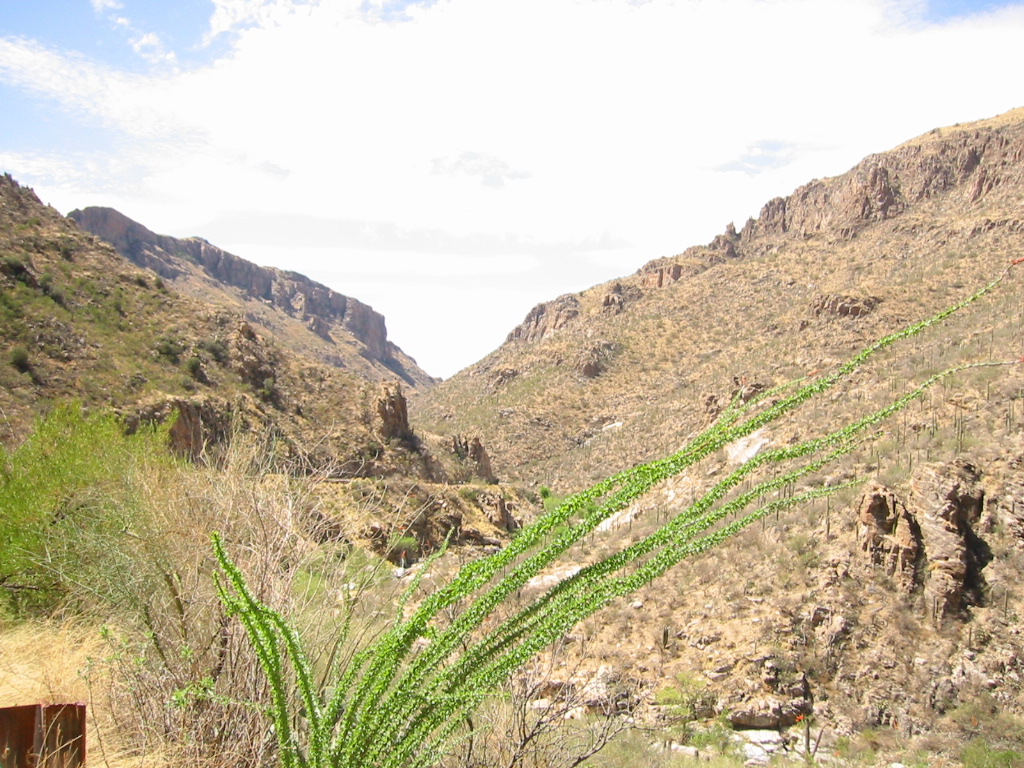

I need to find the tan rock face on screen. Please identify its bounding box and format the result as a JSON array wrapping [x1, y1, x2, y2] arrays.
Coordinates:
[[477, 489, 519, 531], [450, 434, 497, 483], [856, 461, 991, 620], [857, 485, 923, 594], [377, 384, 413, 442], [601, 282, 644, 314], [506, 294, 581, 343], [913, 460, 989, 619], [813, 293, 881, 319]]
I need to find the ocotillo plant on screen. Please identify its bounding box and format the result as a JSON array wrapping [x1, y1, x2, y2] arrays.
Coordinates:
[[214, 265, 1021, 768]]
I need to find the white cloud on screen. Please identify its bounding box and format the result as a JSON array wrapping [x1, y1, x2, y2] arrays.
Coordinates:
[[90, 0, 123, 12], [0, 37, 194, 140], [131, 32, 177, 65], [432, 151, 531, 189], [203, 0, 312, 43], [5, 0, 1024, 375]]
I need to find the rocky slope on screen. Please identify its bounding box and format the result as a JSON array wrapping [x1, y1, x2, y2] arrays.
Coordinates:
[[1, 175, 528, 563], [68, 206, 433, 388], [415, 108, 1024, 487], [412, 109, 1024, 761]]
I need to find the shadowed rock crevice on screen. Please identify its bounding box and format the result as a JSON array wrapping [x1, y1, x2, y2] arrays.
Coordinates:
[[858, 460, 992, 620]]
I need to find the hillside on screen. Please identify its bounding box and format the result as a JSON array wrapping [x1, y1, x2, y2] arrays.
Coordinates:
[[410, 109, 1024, 761], [68, 206, 434, 389], [0, 175, 375, 463], [414, 108, 1024, 488], [0, 174, 531, 554]]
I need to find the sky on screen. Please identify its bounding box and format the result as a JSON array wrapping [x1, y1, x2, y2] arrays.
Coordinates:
[[1, 0, 1023, 378]]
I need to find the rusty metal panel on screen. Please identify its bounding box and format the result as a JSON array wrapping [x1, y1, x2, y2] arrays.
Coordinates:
[[0, 704, 86, 768], [39, 704, 85, 768], [0, 704, 39, 768]]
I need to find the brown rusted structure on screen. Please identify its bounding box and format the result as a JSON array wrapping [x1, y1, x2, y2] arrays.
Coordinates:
[[0, 704, 85, 768]]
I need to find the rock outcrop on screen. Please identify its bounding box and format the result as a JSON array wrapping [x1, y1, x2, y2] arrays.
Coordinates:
[[635, 107, 1024, 282], [576, 341, 615, 379], [813, 293, 881, 319], [856, 461, 992, 620], [601, 282, 643, 315], [451, 435, 497, 483], [857, 485, 923, 594], [913, 460, 991, 619], [377, 384, 414, 443], [507, 294, 581, 343]]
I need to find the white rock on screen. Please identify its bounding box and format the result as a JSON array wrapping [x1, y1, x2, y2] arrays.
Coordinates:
[[670, 743, 700, 758], [739, 729, 785, 748]]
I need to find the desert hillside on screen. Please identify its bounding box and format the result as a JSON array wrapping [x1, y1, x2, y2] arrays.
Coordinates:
[[414, 108, 1024, 488], [407, 108, 1024, 763], [4, 109, 1024, 768]]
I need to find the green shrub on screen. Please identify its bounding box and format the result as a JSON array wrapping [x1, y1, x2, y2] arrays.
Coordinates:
[[961, 739, 1024, 768], [9, 345, 29, 372], [0, 403, 170, 611], [655, 672, 716, 725], [199, 338, 229, 364], [155, 336, 184, 363], [260, 376, 278, 402]]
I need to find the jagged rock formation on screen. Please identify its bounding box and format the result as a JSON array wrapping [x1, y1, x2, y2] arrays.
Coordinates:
[[813, 293, 881, 319], [601, 282, 643, 315], [857, 485, 923, 594], [450, 434, 497, 483], [576, 341, 615, 379], [855, 461, 992, 619], [914, 460, 991, 619], [506, 294, 581, 343], [68, 206, 433, 388], [376, 383, 414, 443]]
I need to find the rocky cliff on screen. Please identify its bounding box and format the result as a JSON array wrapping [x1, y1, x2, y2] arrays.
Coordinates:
[[68, 206, 433, 388], [642, 107, 1024, 277]]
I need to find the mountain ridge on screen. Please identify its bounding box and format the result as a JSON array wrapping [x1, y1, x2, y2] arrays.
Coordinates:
[[68, 205, 435, 388], [405, 109, 1024, 754], [416, 107, 1024, 485]]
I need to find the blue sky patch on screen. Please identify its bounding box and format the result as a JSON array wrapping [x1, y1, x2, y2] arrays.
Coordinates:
[[925, 0, 1017, 21], [717, 140, 799, 175], [0, 0, 226, 73]]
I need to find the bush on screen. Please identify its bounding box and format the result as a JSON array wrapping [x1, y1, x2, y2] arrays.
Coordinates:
[[0, 403, 171, 611], [9, 345, 29, 372], [961, 739, 1024, 768], [199, 338, 229, 364], [260, 376, 278, 402], [155, 336, 184, 363]]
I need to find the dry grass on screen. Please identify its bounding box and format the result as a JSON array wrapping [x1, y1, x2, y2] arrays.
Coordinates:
[[0, 620, 99, 706], [0, 620, 168, 768]]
